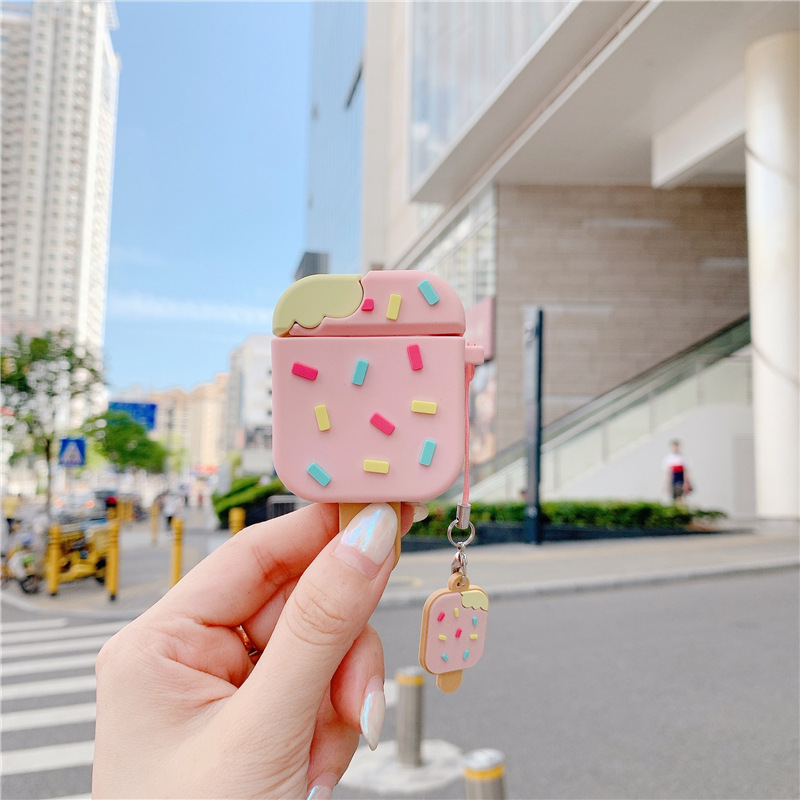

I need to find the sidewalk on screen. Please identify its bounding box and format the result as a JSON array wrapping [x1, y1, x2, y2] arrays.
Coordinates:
[[2, 513, 797, 618]]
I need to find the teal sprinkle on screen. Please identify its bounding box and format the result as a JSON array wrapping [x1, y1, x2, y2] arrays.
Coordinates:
[[352, 359, 369, 386], [418, 280, 440, 305], [307, 463, 331, 487], [419, 439, 436, 466], [441, 653, 449, 662], [463, 649, 470, 660], [472, 616, 478, 626]]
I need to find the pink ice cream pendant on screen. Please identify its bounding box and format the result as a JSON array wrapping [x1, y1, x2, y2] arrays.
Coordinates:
[[271, 270, 487, 691]]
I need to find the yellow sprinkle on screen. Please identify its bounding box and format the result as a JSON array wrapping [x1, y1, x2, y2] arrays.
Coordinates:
[[411, 400, 437, 415], [454, 608, 459, 617], [386, 293, 402, 320], [469, 634, 479, 640], [438, 634, 447, 641], [314, 405, 331, 431], [364, 459, 390, 474]]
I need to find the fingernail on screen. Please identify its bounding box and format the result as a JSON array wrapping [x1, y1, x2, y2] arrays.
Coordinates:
[[307, 773, 337, 800], [333, 503, 397, 578], [360, 676, 386, 751], [410, 502, 429, 522]]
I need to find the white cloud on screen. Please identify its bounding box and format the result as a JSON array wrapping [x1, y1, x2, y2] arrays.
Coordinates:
[[109, 245, 171, 269], [107, 291, 273, 328]]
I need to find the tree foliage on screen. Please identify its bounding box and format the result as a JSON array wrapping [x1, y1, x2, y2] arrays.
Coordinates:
[[83, 410, 168, 474], [1, 330, 104, 505]]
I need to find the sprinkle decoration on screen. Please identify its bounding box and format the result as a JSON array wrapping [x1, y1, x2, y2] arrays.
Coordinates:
[[438, 634, 447, 641], [411, 400, 437, 415], [463, 650, 470, 660], [370, 412, 395, 435], [352, 359, 369, 386], [455, 628, 462, 638], [472, 616, 479, 626], [407, 344, 424, 371], [469, 634, 479, 640], [441, 653, 449, 662], [364, 459, 390, 474], [361, 298, 374, 311], [419, 439, 437, 466], [314, 405, 331, 431], [292, 362, 318, 381], [418, 279, 440, 305], [307, 463, 331, 486], [437, 612, 445, 622], [454, 607, 459, 618], [386, 294, 402, 320]]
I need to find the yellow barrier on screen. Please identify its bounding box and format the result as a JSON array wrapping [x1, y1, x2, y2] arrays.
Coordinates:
[[106, 520, 119, 601], [46, 524, 62, 596], [150, 501, 160, 545], [171, 518, 183, 586], [229, 507, 245, 536]]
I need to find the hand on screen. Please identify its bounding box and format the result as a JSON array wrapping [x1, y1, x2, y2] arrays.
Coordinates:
[[93, 502, 415, 799]]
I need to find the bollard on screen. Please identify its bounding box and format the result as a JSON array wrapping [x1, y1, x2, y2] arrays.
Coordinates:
[[395, 667, 425, 766], [106, 520, 119, 601], [229, 507, 245, 536], [463, 749, 506, 800], [171, 517, 183, 586], [150, 502, 159, 545], [107, 505, 117, 521], [46, 524, 62, 596]]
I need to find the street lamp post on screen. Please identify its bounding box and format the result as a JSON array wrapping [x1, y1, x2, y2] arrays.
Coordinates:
[[523, 308, 544, 545]]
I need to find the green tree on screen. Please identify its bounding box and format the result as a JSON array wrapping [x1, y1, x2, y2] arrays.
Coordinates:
[[1, 330, 104, 511], [83, 410, 168, 474]]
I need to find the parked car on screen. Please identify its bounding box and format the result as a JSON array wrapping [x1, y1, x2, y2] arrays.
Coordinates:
[[52, 492, 107, 524]]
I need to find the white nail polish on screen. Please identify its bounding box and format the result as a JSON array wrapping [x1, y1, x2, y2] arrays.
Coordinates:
[[333, 503, 397, 578], [360, 676, 386, 751], [306, 773, 337, 800], [411, 502, 429, 522]]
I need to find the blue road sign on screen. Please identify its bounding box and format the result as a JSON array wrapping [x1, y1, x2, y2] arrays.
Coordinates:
[[59, 437, 86, 467], [108, 401, 157, 431]]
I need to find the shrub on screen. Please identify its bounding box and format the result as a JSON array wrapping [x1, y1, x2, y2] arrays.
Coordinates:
[[213, 476, 286, 527]]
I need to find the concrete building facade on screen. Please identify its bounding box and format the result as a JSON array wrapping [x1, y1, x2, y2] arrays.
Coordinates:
[[1, 0, 120, 354], [361, 2, 798, 517]]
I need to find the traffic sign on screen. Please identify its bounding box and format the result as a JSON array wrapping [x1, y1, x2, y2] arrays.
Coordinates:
[[59, 437, 86, 467], [108, 401, 157, 431]]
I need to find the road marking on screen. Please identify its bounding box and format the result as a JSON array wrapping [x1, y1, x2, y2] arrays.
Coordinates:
[[0, 739, 94, 776], [0, 674, 96, 701], [0, 618, 68, 633], [1, 619, 128, 645], [1, 701, 96, 732], [2, 634, 111, 659], [2, 652, 98, 677]]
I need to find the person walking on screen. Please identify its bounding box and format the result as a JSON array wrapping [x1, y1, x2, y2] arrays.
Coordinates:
[[663, 439, 692, 504], [162, 492, 179, 531]]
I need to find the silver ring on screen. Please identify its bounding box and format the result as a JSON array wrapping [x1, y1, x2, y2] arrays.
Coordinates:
[[446, 519, 475, 548]]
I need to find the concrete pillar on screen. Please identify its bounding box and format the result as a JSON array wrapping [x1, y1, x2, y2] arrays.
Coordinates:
[[745, 32, 799, 519]]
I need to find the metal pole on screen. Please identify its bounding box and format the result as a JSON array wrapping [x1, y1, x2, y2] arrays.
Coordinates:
[[523, 307, 544, 545], [395, 666, 425, 766], [463, 749, 506, 800], [171, 518, 182, 586], [150, 501, 159, 546], [229, 507, 245, 536], [106, 520, 119, 602]]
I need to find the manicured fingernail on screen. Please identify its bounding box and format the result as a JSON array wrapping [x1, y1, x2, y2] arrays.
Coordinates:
[[360, 676, 386, 751], [334, 503, 397, 578], [307, 773, 337, 800], [410, 502, 429, 522]]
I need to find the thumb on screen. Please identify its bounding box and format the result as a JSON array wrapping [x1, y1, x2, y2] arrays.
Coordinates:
[[231, 503, 397, 750]]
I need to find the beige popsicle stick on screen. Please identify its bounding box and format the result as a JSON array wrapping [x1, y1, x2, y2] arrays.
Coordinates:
[[436, 670, 463, 693], [338, 502, 402, 568]]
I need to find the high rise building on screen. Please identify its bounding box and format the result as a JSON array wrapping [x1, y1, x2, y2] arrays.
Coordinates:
[[298, 2, 365, 277], [1, 0, 120, 354]]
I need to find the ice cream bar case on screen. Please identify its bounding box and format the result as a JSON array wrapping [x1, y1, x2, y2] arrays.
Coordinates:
[[271, 270, 484, 504]]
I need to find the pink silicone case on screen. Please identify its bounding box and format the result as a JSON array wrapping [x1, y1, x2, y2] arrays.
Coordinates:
[[271, 271, 483, 503], [421, 590, 488, 675]]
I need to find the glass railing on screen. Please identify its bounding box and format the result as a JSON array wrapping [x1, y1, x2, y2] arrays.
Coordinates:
[[469, 316, 751, 499]]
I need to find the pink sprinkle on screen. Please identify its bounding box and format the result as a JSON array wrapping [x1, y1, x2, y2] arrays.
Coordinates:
[[407, 344, 423, 371], [455, 628, 462, 638], [370, 413, 395, 435], [291, 362, 318, 381], [361, 298, 375, 311], [437, 612, 445, 622]]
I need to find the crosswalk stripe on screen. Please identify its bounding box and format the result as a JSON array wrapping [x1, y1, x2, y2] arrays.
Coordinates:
[[0, 739, 94, 776], [2, 634, 110, 659], [1, 673, 96, 701], [0, 618, 68, 634], [2, 652, 98, 677], [39, 795, 91, 800], [1, 701, 96, 732], [2, 620, 128, 645]]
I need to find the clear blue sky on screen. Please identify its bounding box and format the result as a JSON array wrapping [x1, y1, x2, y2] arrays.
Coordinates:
[[105, 2, 312, 395]]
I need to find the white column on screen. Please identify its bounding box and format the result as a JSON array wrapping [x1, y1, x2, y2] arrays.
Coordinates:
[[745, 33, 799, 519]]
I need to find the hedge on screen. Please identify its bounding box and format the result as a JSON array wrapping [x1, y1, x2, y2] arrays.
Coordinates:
[[412, 500, 725, 538], [213, 476, 286, 527]]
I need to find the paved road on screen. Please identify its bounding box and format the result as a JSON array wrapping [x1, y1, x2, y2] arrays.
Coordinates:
[[2, 569, 797, 800]]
